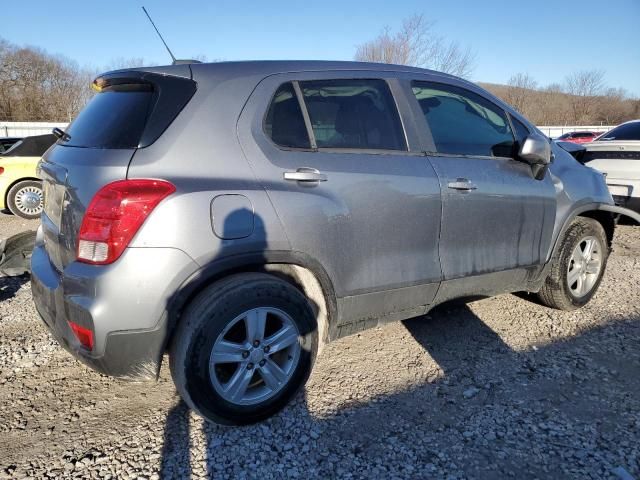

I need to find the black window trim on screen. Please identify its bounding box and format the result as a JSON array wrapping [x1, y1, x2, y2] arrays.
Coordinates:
[[262, 78, 409, 155], [410, 79, 518, 161], [507, 112, 531, 142], [292, 81, 318, 150]]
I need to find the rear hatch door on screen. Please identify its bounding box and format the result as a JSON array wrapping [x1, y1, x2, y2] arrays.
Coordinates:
[[40, 68, 196, 271]]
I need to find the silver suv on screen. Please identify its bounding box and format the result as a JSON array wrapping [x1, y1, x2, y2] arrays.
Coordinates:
[[31, 61, 637, 425]]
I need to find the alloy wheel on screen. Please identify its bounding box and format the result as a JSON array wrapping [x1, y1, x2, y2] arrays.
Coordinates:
[[567, 235, 602, 298], [209, 307, 301, 405]]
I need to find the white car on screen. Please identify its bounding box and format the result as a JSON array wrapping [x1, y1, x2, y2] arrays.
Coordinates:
[[583, 120, 640, 214]]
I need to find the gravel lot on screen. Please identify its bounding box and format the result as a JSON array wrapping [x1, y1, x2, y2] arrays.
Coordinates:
[[0, 211, 639, 479]]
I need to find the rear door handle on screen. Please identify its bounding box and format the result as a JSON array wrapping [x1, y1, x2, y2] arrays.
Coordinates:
[[447, 178, 477, 191], [284, 167, 327, 182]]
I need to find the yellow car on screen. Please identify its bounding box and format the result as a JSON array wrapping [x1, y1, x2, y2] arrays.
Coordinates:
[[0, 134, 56, 219]]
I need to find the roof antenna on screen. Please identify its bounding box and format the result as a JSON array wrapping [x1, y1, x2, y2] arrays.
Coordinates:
[[142, 6, 177, 64]]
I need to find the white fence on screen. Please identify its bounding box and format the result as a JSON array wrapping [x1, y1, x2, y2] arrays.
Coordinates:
[[536, 125, 613, 138], [0, 121, 616, 140], [0, 122, 69, 138]]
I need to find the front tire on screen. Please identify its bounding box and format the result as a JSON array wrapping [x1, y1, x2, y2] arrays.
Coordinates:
[[7, 180, 43, 219], [169, 273, 318, 425], [537, 217, 608, 310]]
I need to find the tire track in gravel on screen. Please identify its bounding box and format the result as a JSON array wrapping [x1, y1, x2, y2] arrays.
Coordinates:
[[0, 222, 637, 479]]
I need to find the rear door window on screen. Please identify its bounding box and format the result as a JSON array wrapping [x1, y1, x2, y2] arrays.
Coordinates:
[[412, 81, 516, 158], [299, 79, 406, 151], [64, 86, 153, 149]]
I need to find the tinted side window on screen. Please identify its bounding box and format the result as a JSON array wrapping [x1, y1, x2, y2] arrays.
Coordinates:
[[412, 82, 515, 157], [264, 83, 311, 149], [299, 79, 406, 150]]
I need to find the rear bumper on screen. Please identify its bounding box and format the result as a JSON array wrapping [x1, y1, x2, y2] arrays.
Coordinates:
[[30, 237, 199, 380]]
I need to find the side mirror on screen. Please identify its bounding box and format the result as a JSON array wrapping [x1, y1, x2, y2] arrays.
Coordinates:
[[519, 133, 551, 166], [519, 134, 551, 180]]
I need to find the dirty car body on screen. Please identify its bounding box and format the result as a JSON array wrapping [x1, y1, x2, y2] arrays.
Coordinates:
[[30, 61, 637, 424]]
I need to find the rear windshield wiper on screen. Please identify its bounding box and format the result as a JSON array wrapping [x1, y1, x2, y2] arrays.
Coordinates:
[[52, 127, 71, 142]]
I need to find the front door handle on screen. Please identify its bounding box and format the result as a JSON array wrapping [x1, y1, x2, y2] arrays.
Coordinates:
[[284, 167, 328, 182], [447, 178, 477, 191]]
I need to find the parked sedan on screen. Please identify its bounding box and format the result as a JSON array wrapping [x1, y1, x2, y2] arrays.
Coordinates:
[[556, 131, 600, 144], [582, 120, 640, 213], [0, 134, 56, 219]]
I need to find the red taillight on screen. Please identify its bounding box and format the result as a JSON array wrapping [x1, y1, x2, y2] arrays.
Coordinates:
[[0, 167, 4, 175], [68, 321, 94, 350], [77, 179, 176, 265]]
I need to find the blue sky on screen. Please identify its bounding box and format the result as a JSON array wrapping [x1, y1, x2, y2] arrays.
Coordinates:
[[3, 0, 640, 94]]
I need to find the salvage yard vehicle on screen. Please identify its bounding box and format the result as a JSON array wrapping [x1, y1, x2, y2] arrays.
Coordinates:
[[0, 134, 57, 219], [30, 61, 640, 425], [581, 120, 640, 213], [0, 137, 22, 154]]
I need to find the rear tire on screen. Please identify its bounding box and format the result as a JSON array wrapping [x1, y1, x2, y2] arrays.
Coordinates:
[[169, 273, 318, 425], [7, 180, 43, 219], [536, 217, 608, 310]]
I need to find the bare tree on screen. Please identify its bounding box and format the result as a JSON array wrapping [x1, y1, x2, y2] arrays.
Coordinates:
[[504, 73, 537, 115], [596, 87, 633, 125], [0, 38, 93, 121], [564, 69, 606, 123], [354, 14, 475, 78], [103, 57, 151, 71], [482, 77, 634, 126]]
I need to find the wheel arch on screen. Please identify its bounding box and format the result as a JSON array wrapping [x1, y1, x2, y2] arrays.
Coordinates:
[[165, 251, 337, 350], [551, 203, 616, 261], [577, 210, 615, 248]]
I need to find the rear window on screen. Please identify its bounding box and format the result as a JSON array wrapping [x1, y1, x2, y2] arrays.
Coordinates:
[[64, 86, 153, 149]]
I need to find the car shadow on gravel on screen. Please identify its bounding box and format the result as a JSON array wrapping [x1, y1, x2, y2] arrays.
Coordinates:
[[0, 274, 29, 302], [158, 297, 640, 479]]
